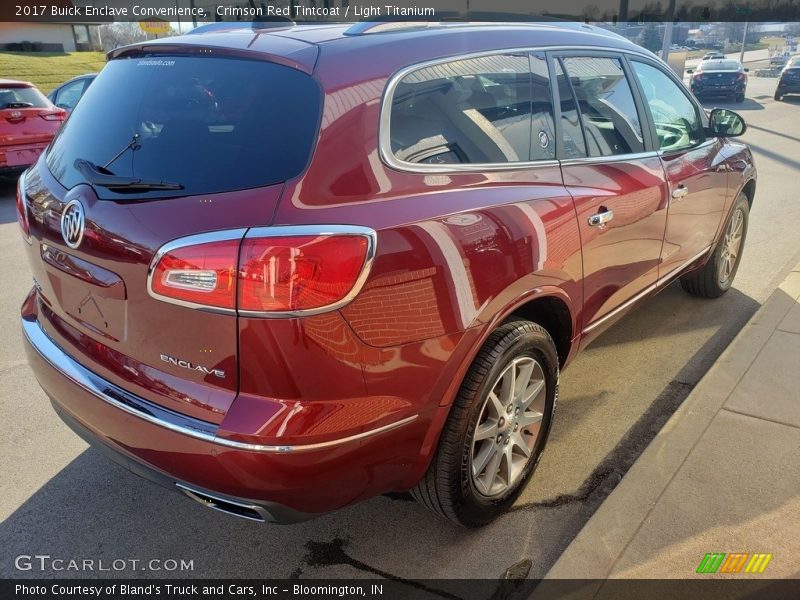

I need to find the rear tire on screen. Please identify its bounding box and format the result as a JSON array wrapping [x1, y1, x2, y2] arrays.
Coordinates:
[[680, 192, 749, 298], [736, 93, 745, 103], [412, 320, 558, 527]]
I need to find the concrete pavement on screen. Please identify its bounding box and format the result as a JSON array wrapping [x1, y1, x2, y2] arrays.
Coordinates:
[[545, 262, 800, 581]]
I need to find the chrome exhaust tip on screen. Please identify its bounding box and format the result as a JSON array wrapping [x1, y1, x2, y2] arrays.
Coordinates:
[[176, 483, 268, 522]]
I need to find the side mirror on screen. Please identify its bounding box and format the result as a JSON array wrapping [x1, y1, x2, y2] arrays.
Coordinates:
[[708, 108, 746, 137], [744, 68, 750, 72], [686, 68, 694, 74]]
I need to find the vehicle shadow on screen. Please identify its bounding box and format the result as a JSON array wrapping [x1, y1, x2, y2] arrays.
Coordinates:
[[0, 444, 581, 583], [745, 141, 800, 171], [745, 123, 800, 143], [699, 97, 764, 111]]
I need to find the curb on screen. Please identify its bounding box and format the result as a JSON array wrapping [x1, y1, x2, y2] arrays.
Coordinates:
[[543, 262, 800, 580]]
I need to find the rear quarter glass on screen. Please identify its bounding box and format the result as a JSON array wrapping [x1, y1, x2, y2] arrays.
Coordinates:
[[45, 55, 323, 200]]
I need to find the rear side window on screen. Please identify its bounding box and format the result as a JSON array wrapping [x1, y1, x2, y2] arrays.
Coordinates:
[[559, 56, 645, 157], [46, 56, 322, 199], [389, 52, 555, 165], [0, 86, 49, 109], [53, 79, 87, 111]]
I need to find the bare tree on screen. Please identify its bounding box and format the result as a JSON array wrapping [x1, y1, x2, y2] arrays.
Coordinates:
[[98, 22, 159, 52]]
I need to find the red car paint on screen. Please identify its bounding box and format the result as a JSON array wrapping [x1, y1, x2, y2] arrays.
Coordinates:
[[1, 79, 65, 173], [19, 23, 755, 521]]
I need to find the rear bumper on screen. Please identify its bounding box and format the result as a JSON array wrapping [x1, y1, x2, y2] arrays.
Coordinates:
[[0, 141, 48, 171], [23, 306, 427, 520], [691, 84, 745, 96], [777, 81, 800, 93], [52, 402, 309, 523]]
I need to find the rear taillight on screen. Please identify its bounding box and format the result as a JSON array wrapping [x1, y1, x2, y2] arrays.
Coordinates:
[[16, 174, 31, 242], [148, 226, 376, 316], [149, 232, 242, 311], [39, 109, 66, 122], [737, 72, 746, 81]]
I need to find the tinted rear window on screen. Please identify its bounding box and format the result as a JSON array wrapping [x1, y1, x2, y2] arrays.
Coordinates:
[[703, 60, 740, 70], [0, 86, 49, 109], [46, 55, 322, 199]]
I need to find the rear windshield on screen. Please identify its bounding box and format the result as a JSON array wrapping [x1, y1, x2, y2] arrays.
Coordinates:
[[0, 86, 49, 109], [703, 60, 740, 71], [46, 55, 322, 199]]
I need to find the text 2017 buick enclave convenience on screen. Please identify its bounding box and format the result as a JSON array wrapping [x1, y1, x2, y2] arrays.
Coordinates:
[[19, 22, 755, 526]]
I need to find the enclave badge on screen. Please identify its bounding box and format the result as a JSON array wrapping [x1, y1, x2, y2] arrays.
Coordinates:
[[160, 354, 226, 379], [60, 199, 85, 249]]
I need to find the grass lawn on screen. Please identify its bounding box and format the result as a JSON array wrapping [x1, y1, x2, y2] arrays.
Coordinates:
[[0, 52, 107, 93]]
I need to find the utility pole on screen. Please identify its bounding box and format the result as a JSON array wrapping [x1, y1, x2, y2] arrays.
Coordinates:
[[660, 0, 677, 61], [739, 17, 749, 63], [174, 0, 182, 34]]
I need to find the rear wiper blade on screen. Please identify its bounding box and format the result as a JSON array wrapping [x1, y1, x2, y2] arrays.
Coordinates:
[[2, 102, 34, 109], [75, 159, 184, 192]]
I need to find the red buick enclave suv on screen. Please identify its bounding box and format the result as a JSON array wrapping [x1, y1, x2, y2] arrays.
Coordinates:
[[19, 22, 755, 526]]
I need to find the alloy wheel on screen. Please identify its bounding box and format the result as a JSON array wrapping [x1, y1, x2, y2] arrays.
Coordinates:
[[470, 357, 547, 497], [719, 207, 745, 285]]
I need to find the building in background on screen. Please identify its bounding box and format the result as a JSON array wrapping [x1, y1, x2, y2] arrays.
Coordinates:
[[0, 1, 103, 52]]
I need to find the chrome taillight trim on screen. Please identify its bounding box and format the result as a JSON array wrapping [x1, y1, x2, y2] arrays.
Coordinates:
[[22, 316, 417, 453], [17, 171, 32, 245], [146, 225, 378, 318]]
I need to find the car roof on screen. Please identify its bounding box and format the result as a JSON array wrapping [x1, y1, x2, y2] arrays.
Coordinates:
[[0, 78, 34, 87], [57, 73, 98, 86], [114, 21, 650, 75]]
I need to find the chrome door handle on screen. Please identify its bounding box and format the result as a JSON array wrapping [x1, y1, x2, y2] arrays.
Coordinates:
[[588, 209, 614, 227], [672, 185, 689, 199]]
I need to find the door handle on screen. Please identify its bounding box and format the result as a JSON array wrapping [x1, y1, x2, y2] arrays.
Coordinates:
[[671, 184, 689, 199], [588, 208, 614, 227]]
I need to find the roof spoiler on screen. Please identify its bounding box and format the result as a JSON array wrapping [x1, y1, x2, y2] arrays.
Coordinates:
[[186, 17, 295, 35]]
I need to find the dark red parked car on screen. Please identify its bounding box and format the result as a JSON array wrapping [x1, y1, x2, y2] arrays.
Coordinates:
[[1, 79, 65, 174], [19, 22, 755, 526]]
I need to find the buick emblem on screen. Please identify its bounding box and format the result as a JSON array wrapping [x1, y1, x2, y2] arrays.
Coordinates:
[[60, 199, 85, 249]]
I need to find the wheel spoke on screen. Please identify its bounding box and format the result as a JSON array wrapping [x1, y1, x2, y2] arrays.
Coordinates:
[[500, 365, 516, 405], [514, 360, 534, 399], [519, 379, 545, 411], [487, 391, 504, 419], [474, 419, 498, 441], [481, 444, 502, 492], [472, 441, 496, 477], [512, 432, 532, 458], [518, 410, 543, 428], [500, 443, 514, 485]]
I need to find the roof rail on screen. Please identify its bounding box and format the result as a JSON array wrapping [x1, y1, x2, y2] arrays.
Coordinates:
[[344, 15, 627, 41]]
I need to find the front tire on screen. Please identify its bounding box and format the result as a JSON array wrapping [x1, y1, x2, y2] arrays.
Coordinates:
[[680, 192, 749, 298], [774, 91, 783, 101], [412, 320, 559, 527]]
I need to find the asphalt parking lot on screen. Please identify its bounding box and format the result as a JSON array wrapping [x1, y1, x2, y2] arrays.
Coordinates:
[[1, 74, 800, 583]]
